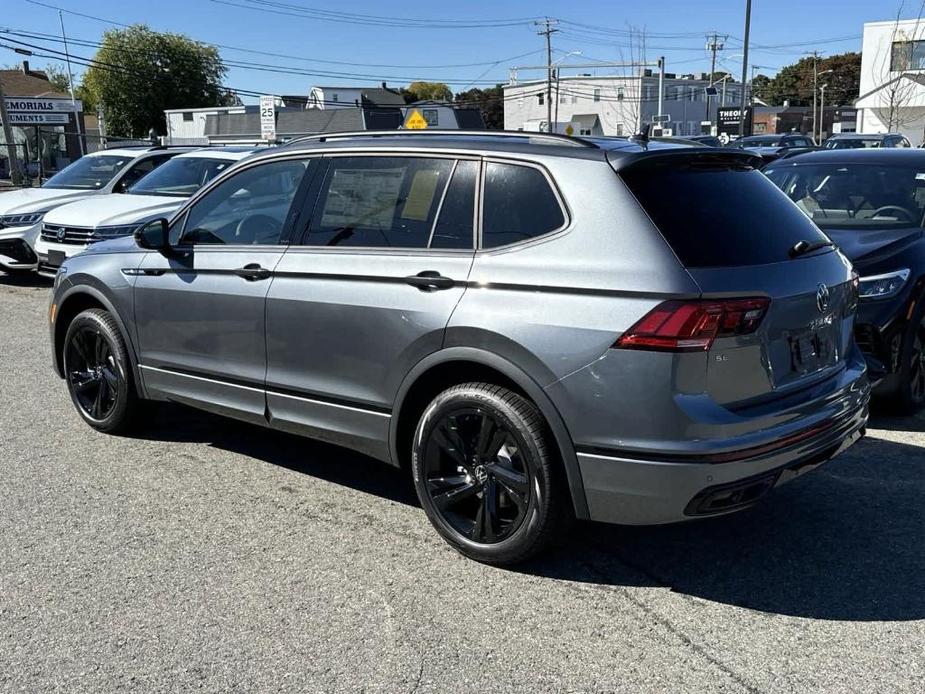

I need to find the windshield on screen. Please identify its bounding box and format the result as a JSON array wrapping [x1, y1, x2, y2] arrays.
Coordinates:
[[823, 138, 882, 149], [128, 157, 234, 197], [43, 155, 131, 190], [764, 163, 925, 229]]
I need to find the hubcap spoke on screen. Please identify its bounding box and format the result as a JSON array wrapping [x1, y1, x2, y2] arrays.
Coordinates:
[[432, 479, 482, 511], [488, 463, 529, 496], [432, 422, 468, 467]]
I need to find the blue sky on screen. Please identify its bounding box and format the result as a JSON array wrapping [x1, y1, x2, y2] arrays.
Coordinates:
[[4, 0, 913, 102]]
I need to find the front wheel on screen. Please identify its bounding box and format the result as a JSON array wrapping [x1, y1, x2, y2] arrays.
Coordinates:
[[896, 313, 925, 414], [63, 308, 138, 433], [412, 382, 567, 565]]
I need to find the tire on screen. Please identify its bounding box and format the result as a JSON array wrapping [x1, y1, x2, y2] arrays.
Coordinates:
[[62, 308, 139, 434], [411, 382, 568, 565], [895, 311, 925, 414]]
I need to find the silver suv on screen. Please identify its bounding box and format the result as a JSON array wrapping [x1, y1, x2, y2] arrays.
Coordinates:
[[49, 131, 870, 565]]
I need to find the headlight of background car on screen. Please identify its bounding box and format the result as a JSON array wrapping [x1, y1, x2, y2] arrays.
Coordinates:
[[858, 269, 911, 300], [91, 224, 142, 241], [0, 212, 45, 228]]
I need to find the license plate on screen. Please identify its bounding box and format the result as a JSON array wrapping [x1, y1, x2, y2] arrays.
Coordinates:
[[47, 250, 65, 268], [789, 325, 836, 374]]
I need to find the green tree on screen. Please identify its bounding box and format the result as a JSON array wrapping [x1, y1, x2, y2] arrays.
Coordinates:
[[401, 81, 453, 103], [454, 85, 504, 129], [41, 63, 73, 95], [82, 25, 234, 137], [762, 52, 860, 107], [751, 74, 772, 102]]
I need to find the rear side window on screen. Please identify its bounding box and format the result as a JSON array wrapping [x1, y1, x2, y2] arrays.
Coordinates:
[[481, 162, 565, 248], [306, 156, 455, 248], [621, 160, 829, 267]]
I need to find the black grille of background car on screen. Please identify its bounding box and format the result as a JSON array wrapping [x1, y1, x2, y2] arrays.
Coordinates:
[[41, 224, 95, 245], [0, 238, 38, 264]]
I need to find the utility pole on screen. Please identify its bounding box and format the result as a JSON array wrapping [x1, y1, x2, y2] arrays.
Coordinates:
[[739, 0, 752, 137], [705, 33, 726, 132], [0, 76, 23, 186], [658, 56, 665, 122], [59, 10, 84, 156], [819, 83, 828, 141], [535, 18, 559, 133]]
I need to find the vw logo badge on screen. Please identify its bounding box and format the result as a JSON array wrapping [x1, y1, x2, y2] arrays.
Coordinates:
[[56, 227, 67, 242], [816, 283, 830, 313]]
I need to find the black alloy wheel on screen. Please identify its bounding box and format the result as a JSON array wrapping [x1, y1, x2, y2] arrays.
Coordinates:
[[62, 308, 138, 433], [67, 325, 120, 421], [412, 383, 567, 565], [908, 320, 925, 407], [422, 407, 531, 544]]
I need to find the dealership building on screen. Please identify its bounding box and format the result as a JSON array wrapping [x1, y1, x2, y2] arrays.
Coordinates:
[[0, 62, 85, 178]]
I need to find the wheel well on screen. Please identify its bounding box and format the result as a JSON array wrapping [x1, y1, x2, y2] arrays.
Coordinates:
[[394, 360, 526, 470], [53, 293, 106, 375]]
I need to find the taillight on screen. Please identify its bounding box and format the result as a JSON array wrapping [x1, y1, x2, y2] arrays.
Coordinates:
[[614, 298, 770, 352]]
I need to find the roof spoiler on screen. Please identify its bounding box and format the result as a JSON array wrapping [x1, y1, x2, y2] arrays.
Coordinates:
[[607, 148, 763, 173]]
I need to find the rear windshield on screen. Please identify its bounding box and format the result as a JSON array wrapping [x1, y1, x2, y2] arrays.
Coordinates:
[[764, 162, 925, 229], [823, 138, 882, 149], [621, 159, 829, 267]]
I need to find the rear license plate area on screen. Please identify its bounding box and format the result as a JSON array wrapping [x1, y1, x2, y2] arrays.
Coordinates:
[[789, 323, 837, 375]]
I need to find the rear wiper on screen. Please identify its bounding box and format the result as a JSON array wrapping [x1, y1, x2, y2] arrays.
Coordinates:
[[789, 239, 835, 258]]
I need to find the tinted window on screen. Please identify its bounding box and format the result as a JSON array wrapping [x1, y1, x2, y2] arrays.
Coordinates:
[[621, 159, 829, 267], [765, 163, 925, 230], [431, 160, 476, 249], [116, 154, 174, 192], [180, 159, 308, 245], [306, 156, 454, 248], [481, 162, 564, 248], [43, 154, 131, 190]]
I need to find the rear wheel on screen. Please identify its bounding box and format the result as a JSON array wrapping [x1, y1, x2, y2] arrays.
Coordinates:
[[63, 308, 138, 433], [412, 382, 566, 565]]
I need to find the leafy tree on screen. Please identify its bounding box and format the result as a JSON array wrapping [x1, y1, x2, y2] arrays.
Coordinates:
[[40, 63, 73, 95], [82, 25, 234, 137], [751, 74, 772, 102], [401, 81, 453, 103], [454, 85, 504, 129], [761, 52, 860, 107]]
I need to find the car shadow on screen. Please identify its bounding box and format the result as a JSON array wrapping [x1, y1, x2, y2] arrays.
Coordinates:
[[136, 403, 924, 622], [136, 402, 418, 507], [0, 272, 52, 288]]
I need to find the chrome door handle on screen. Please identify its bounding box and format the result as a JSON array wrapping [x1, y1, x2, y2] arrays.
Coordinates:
[[404, 271, 454, 291], [234, 263, 272, 281]]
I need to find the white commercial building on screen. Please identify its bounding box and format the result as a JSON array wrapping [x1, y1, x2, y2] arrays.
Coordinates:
[[503, 73, 743, 138], [165, 105, 252, 144], [856, 18, 925, 144]]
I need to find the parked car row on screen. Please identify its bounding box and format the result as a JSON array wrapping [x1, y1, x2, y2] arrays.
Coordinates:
[[2, 129, 918, 565], [0, 145, 264, 276]]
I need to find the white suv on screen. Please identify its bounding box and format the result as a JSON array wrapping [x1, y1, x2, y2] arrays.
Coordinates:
[[35, 147, 262, 274], [0, 146, 189, 275]]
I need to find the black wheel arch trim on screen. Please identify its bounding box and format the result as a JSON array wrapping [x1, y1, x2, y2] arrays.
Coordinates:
[[390, 346, 590, 520], [53, 282, 147, 400]]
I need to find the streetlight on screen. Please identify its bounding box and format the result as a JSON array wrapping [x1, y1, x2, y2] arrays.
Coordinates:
[[553, 50, 582, 133], [813, 67, 833, 143], [819, 83, 829, 142]]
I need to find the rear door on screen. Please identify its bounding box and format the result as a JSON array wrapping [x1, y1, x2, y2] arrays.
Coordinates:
[[264, 153, 478, 459], [620, 154, 856, 406]]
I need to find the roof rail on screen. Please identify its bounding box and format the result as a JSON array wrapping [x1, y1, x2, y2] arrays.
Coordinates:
[[281, 129, 598, 149]]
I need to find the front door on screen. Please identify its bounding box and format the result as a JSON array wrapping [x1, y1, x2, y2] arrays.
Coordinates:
[[265, 154, 478, 459], [134, 157, 314, 423]]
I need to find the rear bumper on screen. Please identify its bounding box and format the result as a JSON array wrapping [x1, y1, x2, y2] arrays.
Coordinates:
[[575, 379, 869, 525]]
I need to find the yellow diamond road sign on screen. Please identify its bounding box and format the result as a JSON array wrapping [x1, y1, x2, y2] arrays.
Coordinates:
[[404, 109, 428, 129]]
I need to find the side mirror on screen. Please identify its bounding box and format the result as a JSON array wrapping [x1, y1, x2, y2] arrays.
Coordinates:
[[134, 218, 170, 251]]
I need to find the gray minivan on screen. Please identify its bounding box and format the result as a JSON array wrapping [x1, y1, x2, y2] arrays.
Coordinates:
[[48, 131, 869, 565]]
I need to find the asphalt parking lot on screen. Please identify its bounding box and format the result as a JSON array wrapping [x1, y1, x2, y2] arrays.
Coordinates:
[[1, 273, 923, 693]]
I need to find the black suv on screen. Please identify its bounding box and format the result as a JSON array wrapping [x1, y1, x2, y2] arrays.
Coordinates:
[[766, 148, 925, 410]]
